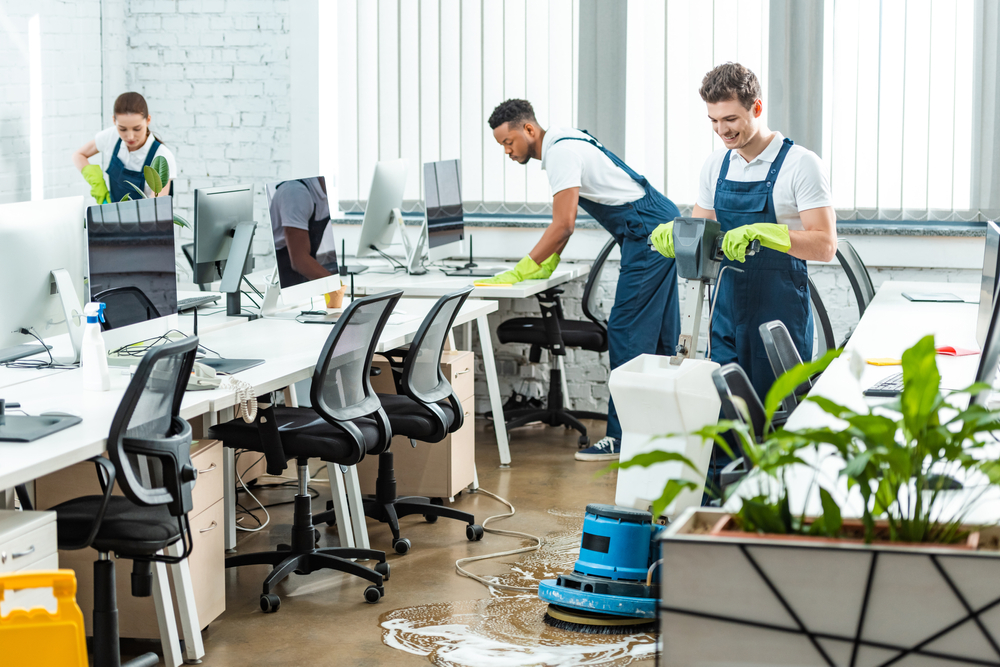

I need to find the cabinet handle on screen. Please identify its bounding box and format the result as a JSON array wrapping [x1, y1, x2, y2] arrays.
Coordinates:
[[198, 462, 217, 474], [12, 545, 34, 559], [455, 368, 470, 375], [199, 521, 218, 533]]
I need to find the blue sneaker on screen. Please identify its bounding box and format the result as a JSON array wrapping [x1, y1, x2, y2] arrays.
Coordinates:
[[575, 436, 621, 461]]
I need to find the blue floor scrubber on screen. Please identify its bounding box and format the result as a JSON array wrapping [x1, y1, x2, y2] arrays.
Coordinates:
[[539, 504, 663, 634]]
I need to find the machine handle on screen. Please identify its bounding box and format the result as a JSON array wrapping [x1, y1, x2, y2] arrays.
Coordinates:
[[712, 238, 762, 260]]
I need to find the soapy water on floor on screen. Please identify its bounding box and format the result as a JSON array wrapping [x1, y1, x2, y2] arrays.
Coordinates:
[[379, 509, 658, 667]]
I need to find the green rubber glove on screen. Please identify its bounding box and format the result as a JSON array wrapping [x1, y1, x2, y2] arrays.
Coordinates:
[[649, 222, 675, 258], [722, 223, 791, 263], [523, 253, 560, 280], [81, 164, 110, 204], [475, 255, 541, 286]]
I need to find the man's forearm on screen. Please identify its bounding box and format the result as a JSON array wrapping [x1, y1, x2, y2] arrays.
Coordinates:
[[529, 221, 573, 263], [788, 229, 837, 262]]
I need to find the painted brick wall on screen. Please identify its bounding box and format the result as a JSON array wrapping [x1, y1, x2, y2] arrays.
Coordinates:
[[465, 262, 980, 415], [0, 1, 103, 203], [120, 0, 291, 283]]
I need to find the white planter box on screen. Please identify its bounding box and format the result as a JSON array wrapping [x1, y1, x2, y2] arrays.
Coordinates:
[[658, 508, 1000, 667]]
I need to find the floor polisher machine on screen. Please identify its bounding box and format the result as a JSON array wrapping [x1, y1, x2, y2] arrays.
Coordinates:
[[538, 219, 758, 634]]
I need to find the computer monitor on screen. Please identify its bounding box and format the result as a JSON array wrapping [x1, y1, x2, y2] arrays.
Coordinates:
[[0, 196, 87, 364], [356, 159, 407, 259], [86, 198, 178, 321], [974, 263, 1000, 408], [261, 176, 342, 315], [423, 159, 465, 261], [977, 220, 1000, 349], [193, 184, 257, 318]]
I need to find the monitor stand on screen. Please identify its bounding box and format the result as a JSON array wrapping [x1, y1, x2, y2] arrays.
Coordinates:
[[51, 268, 85, 364], [401, 219, 428, 275], [338, 239, 368, 276], [0, 343, 52, 364], [0, 400, 81, 442], [220, 222, 259, 321]]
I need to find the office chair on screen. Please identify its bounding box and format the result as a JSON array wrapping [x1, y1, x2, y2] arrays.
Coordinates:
[[314, 287, 484, 554], [495, 237, 617, 447], [759, 320, 815, 414], [50, 336, 199, 667], [209, 290, 401, 613], [808, 276, 837, 358], [93, 286, 161, 331], [836, 238, 876, 346]]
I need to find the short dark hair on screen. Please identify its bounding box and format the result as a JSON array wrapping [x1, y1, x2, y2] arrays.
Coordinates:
[[488, 99, 537, 130], [699, 63, 761, 110]]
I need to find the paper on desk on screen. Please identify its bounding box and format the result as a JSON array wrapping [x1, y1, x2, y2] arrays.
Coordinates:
[[936, 345, 980, 357]]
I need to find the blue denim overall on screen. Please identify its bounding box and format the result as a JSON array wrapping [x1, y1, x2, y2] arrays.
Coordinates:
[[553, 133, 681, 440], [709, 138, 813, 401], [106, 137, 162, 202]]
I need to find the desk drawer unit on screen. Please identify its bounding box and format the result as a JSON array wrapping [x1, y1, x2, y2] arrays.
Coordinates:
[[0, 510, 59, 615], [34, 439, 226, 638]]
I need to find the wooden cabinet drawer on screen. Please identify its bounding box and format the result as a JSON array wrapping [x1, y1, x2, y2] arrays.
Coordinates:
[[442, 350, 474, 400], [190, 440, 224, 512], [184, 498, 225, 630], [0, 511, 57, 576]]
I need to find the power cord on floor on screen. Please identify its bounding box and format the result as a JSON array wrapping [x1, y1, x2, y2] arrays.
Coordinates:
[[455, 488, 543, 593], [234, 451, 270, 532]]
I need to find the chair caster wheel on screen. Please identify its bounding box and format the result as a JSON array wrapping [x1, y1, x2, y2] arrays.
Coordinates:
[[424, 513, 438, 523], [260, 594, 281, 613], [314, 528, 321, 545], [375, 561, 390, 581], [392, 538, 411, 555], [324, 500, 337, 526], [578, 435, 589, 448], [430, 497, 444, 506], [466, 524, 485, 541], [364, 585, 383, 603]]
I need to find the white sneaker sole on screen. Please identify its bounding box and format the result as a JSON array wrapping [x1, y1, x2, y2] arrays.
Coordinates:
[[574, 451, 621, 461]]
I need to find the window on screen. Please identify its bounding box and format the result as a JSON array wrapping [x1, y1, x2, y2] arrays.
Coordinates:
[[335, 0, 580, 215], [625, 0, 770, 207], [822, 0, 975, 221]]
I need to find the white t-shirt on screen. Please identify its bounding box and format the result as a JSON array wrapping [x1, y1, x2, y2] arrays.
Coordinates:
[[94, 126, 178, 197], [269, 178, 330, 250], [696, 132, 832, 231], [540, 128, 646, 206]]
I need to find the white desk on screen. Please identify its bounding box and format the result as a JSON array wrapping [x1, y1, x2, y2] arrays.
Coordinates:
[[349, 263, 591, 467], [759, 280, 1000, 523]]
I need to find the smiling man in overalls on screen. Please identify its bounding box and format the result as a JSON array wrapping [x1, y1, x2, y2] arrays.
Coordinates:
[[483, 99, 681, 462], [650, 62, 837, 492]]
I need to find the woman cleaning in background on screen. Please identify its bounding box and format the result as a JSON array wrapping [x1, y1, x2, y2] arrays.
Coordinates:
[[71, 92, 178, 203]]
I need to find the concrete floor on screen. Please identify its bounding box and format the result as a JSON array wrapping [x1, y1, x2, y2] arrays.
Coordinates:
[[123, 419, 658, 666]]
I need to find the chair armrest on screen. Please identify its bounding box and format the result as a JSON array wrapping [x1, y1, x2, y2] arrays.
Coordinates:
[[536, 289, 567, 356], [118, 416, 195, 516], [61, 456, 117, 551]]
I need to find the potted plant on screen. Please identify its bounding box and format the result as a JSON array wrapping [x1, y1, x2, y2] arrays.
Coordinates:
[[618, 336, 1000, 666], [120, 155, 189, 228]]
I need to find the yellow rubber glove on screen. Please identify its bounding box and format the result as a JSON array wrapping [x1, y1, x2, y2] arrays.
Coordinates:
[[81, 164, 110, 204], [523, 253, 560, 280], [722, 223, 791, 263], [649, 222, 674, 258], [475, 255, 541, 286]]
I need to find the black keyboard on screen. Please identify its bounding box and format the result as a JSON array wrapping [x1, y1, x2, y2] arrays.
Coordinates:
[[178, 295, 221, 312], [863, 372, 904, 397]]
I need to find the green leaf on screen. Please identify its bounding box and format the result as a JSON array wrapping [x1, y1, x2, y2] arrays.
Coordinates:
[[151, 155, 170, 187], [819, 487, 842, 537], [764, 348, 842, 425], [741, 499, 787, 534], [651, 479, 700, 517], [125, 180, 147, 199], [842, 450, 873, 479], [143, 165, 163, 194], [899, 335, 941, 436], [119, 193, 131, 202], [172, 213, 189, 228], [610, 450, 703, 475]]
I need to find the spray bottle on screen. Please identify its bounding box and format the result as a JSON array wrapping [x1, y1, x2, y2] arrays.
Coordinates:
[[81, 302, 110, 391]]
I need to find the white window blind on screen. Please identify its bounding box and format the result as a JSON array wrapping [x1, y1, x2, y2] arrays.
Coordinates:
[[822, 0, 975, 221], [624, 0, 770, 208], [336, 0, 580, 215]]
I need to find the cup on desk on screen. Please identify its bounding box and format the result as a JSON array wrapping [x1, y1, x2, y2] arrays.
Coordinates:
[[325, 285, 346, 309]]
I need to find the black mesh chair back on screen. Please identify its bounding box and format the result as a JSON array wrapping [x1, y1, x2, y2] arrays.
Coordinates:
[[809, 276, 836, 358], [837, 238, 875, 316], [93, 286, 161, 331], [712, 363, 768, 442], [310, 289, 403, 454], [401, 287, 473, 409], [107, 336, 198, 518], [582, 237, 618, 327], [759, 320, 812, 414]]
